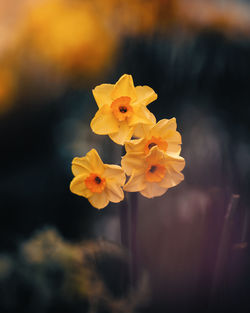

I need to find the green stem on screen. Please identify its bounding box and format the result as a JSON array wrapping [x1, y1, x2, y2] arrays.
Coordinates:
[[119, 195, 130, 294], [120, 146, 129, 249], [130, 192, 138, 287], [120, 196, 129, 249]]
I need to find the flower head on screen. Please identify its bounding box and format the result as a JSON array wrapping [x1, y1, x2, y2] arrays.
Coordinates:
[[121, 118, 182, 175], [123, 146, 185, 198], [90, 74, 157, 145], [70, 149, 126, 209]]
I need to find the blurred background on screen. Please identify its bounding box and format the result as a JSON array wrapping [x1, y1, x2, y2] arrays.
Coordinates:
[[1, 0, 250, 312]]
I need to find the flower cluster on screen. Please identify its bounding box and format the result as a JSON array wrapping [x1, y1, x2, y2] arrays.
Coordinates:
[[70, 74, 185, 209]]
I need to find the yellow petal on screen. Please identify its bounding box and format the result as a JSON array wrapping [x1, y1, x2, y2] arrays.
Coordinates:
[[133, 123, 154, 138], [121, 152, 145, 176], [104, 164, 126, 186], [140, 182, 167, 198], [166, 154, 185, 172], [167, 142, 182, 155], [109, 122, 134, 145], [123, 172, 146, 192], [106, 183, 124, 203], [72, 157, 91, 176], [90, 104, 119, 135], [164, 129, 182, 155], [111, 74, 137, 101], [151, 118, 177, 136], [124, 138, 145, 153], [167, 130, 182, 143], [151, 119, 182, 151], [88, 192, 109, 209], [129, 105, 156, 127], [92, 83, 113, 108], [70, 174, 93, 198], [148, 120, 182, 155], [85, 149, 105, 174], [133, 85, 157, 106], [159, 169, 184, 189], [72, 149, 105, 176]]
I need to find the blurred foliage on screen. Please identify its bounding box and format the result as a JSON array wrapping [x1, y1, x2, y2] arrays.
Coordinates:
[[0, 227, 149, 313]]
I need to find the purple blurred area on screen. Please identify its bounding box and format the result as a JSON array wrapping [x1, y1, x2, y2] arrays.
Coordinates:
[[1, 0, 250, 312]]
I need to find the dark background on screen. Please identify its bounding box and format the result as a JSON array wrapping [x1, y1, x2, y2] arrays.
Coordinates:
[[1, 1, 250, 312]]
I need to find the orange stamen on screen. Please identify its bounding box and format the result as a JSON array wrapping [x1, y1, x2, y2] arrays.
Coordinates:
[[145, 163, 166, 182], [144, 136, 168, 154], [111, 96, 133, 121], [85, 173, 106, 193]]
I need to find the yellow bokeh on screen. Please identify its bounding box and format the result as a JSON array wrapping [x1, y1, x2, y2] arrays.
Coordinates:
[[1, 0, 250, 115], [20, 0, 117, 75], [0, 66, 17, 114]]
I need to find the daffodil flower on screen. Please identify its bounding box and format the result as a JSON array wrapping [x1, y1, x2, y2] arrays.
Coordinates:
[[90, 74, 157, 145], [123, 146, 185, 198], [70, 149, 126, 209], [121, 118, 182, 175]]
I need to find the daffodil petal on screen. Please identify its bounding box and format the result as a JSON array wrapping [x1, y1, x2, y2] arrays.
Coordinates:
[[109, 122, 134, 145], [133, 123, 154, 138], [121, 152, 145, 176], [123, 172, 146, 192], [92, 83, 113, 108], [72, 149, 105, 176], [159, 169, 184, 189], [166, 154, 185, 172], [163, 129, 182, 155], [85, 149, 105, 174], [91, 104, 119, 135], [150, 118, 177, 137], [106, 183, 124, 203], [88, 192, 109, 209], [70, 174, 93, 198], [111, 74, 137, 101], [104, 164, 126, 186], [140, 182, 167, 198], [167, 143, 182, 155], [72, 157, 92, 176], [166, 130, 182, 143], [132, 119, 182, 155], [134, 85, 157, 106], [124, 138, 145, 153], [129, 105, 156, 127]]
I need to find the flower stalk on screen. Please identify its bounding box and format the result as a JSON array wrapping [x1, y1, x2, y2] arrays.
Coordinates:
[[130, 192, 138, 287], [120, 196, 129, 249]]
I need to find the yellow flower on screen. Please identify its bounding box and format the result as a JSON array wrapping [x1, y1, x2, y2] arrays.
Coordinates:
[[123, 146, 185, 198], [90, 74, 157, 145], [70, 149, 126, 209], [121, 118, 182, 175]]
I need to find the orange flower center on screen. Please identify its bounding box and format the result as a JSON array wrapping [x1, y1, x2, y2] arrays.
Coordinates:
[[144, 136, 168, 154], [85, 173, 106, 193], [111, 96, 133, 121], [145, 163, 166, 182]]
